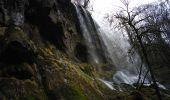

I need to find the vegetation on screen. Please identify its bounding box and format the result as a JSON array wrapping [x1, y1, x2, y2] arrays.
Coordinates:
[[105, 0, 170, 99]]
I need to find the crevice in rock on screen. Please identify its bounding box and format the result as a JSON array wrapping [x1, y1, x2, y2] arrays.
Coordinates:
[[0, 63, 34, 80], [0, 41, 35, 64], [75, 43, 88, 62], [25, 7, 66, 51]]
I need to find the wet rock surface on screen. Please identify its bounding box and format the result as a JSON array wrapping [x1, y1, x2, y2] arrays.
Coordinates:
[[0, 0, 111, 100]]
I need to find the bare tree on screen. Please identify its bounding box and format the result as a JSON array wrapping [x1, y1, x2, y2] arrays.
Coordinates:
[[114, 0, 162, 99]]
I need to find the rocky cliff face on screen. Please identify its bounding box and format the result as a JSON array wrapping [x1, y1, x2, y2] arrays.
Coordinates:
[[0, 0, 87, 59], [0, 0, 107, 99]]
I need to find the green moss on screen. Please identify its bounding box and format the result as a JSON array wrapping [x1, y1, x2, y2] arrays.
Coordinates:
[[37, 46, 102, 99], [112, 92, 131, 100], [79, 63, 94, 77], [63, 81, 86, 100], [5, 27, 18, 33], [0, 78, 46, 100], [22, 95, 35, 100]]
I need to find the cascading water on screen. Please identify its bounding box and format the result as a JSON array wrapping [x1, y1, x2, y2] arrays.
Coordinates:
[[74, 4, 100, 65], [73, 3, 149, 85], [93, 18, 148, 84]]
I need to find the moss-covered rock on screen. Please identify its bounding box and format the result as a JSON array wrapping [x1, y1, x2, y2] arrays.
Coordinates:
[[0, 78, 46, 100], [35, 45, 108, 100]]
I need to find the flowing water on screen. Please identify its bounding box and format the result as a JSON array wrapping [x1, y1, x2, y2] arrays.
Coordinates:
[[74, 4, 101, 65], [73, 3, 149, 86], [94, 19, 149, 84], [97, 78, 115, 90]]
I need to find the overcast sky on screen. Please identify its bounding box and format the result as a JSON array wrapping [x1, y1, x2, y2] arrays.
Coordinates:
[[90, 0, 158, 17]]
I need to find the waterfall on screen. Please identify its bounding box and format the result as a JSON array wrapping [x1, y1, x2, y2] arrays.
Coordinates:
[[94, 19, 148, 84], [74, 4, 100, 65], [73, 3, 148, 85]]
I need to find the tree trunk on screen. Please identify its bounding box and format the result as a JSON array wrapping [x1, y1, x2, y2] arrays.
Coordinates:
[[131, 24, 162, 100]]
